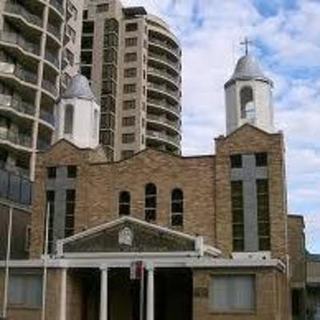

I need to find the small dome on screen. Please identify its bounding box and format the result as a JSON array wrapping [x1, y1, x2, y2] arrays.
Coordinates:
[[225, 55, 273, 87], [62, 74, 96, 100]]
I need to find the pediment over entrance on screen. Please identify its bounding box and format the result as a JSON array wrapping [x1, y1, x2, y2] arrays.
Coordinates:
[[57, 217, 212, 256]]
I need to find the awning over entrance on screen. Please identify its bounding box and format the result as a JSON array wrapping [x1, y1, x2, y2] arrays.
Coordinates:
[[56, 216, 221, 261]]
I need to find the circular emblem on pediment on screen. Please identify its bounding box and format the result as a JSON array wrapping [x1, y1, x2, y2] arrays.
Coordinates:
[[118, 227, 134, 246]]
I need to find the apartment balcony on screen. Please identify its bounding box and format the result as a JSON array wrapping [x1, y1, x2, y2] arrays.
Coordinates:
[[148, 67, 180, 88], [37, 139, 51, 151], [147, 98, 180, 118], [147, 114, 181, 134], [0, 129, 32, 150], [149, 37, 180, 58], [148, 82, 180, 104], [39, 108, 55, 127], [47, 23, 61, 42], [148, 52, 180, 72], [4, 2, 43, 30], [45, 50, 60, 70], [146, 130, 180, 148], [50, 0, 64, 16], [42, 79, 58, 98], [0, 94, 35, 120], [0, 31, 40, 56]]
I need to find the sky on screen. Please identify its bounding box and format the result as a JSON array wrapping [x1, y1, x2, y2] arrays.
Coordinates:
[[122, 0, 320, 252]]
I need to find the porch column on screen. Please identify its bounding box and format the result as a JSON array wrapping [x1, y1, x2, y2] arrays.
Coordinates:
[[100, 267, 108, 320], [146, 264, 154, 320], [59, 268, 67, 320]]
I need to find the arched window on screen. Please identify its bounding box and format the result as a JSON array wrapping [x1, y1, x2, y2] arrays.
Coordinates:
[[145, 183, 157, 221], [64, 104, 74, 134], [119, 191, 130, 216], [93, 109, 98, 138], [240, 86, 255, 120], [171, 189, 183, 226]]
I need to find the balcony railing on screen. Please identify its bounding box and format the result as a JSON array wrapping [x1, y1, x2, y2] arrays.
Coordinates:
[[0, 94, 35, 116], [42, 79, 58, 97], [149, 37, 180, 56], [45, 50, 59, 68], [47, 23, 61, 40], [0, 31, 40, 55], [148, 82, 180, 99], [147, 98, 181, 115], [40, 109, 55, 126], [148, 67, 180, 84], [0, 168, 32, 205], [148, 52, 180, 69], [147, 114, 180, 131], [0, 62, 38, 85], [50, 0, 64, 15], [0, 129, 32, 149], [5, 2, 43, 28], [147, 130, 180, 145], [37, 139, 51, 151]]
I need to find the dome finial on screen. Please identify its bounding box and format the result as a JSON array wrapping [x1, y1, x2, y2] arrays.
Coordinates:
[[240, 37, 253, 56]]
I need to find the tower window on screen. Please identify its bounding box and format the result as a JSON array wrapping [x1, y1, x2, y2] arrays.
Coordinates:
[[64, 104, 74, 135], [240, 86, 255, 120], [65, 189, 76, 237], [171, 188, 183, 226], [145, 183, 157, 221], [257, 179, 270, 250], [47, 167, 56, 179], [255, 153, 268, 167], [230, 154, 242, 168], [231, 181, 244, 252], [67, 166, 77, 178], [119, 191, 131, 216]]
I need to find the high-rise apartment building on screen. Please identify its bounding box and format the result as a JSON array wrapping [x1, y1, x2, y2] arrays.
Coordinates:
[[80, 0, 182, 161], [0, 0, 83, 180]]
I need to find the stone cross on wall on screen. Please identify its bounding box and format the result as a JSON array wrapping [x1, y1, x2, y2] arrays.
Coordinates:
[[231, 154, 268, 252], [46, 167, 76, 247]]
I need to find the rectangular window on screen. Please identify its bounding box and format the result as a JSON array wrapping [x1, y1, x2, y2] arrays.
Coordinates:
[[46, 190, 55, 253], [126, 22, 138, 32], [122, 116, 135, 127], [123, 84, 136, 94], [9, 274, 42, 308], [123, 100, 136, 110], [100, 130, 114, 147], [125, 37, 138, 47], [257, 179, 270, 250], [81, 51, 93, 64], [47, 167, 56, 179], [65, 189, 76, 237], [103, 48, 117, 63], [230, 154, 242, 168], [81, 36, 93, 49], [82, 21, 94, 34], [122, 133, 135, 143], [67, 165, 77, 178], [231, 181, 244, 252], [209, 275, 255, 312], [124, 52, 137, 62], [102, 80, 116, 95], [124, 68, 137, 78], [255, 152, 268, 167]]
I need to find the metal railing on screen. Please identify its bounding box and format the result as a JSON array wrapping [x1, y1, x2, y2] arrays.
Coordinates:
[[148, 82, 180, 99], [148, 67, 180, 85], [47, 23, 61, 40], [146, 130, 180, 145], [149, 37, 180, 56], [148, 52, 180, 69], [42, 79, 58, 97], [0, 94, 35, 116], [0, 31, 40, 55], [5, 2, 43, 28], [147, 98, 181, 115], [147, 114, 180, 131], [0, 168, 32, 205], [14, 65, 38, 84], [40, 109, 55, 126], [50, 0, 64, 15], [45, 50, 59, 68], [0, 130, 32, 149]]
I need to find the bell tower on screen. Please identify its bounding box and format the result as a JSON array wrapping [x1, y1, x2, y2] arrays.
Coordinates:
[[224, 39, 274, 134], [54, 73, 100, 149]]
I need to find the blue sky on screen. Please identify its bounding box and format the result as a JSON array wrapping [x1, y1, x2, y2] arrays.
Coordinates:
[[123, 0, 320, 252]]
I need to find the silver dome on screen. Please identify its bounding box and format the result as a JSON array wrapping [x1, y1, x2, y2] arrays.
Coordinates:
[[62, 74, 96, 100]]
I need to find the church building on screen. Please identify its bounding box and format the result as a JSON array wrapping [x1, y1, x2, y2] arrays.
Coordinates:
[[0, 52, 307, 320]]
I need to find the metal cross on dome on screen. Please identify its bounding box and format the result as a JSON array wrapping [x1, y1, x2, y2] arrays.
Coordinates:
[[240, 37, 253, 56]]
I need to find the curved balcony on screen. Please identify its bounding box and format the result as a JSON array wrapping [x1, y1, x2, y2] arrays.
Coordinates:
[[147, 114, 181, 134], [147, 98, 180, 118], [49, 0, 64, 17], [0, 94, 35, 122], [148, 82, 180, 104], [39, 109, 55, 128], [148, 52, 180, 73], [42, 79, 58, 99], [149, 37, 180, 59], [148, 67, 180, 89], [44, 50, 60, 71], [146, 130, 180, 148], [0, 62, 37, 85], [4, 2, 43, 30], [0, 130, 33, 152], [47, 23, 62, 43], [0, 32, 40, 57]]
